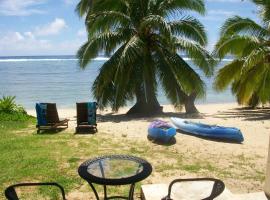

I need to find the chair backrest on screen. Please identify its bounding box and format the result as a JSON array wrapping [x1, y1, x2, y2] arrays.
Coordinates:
[[162, 178, 225, 200], [76, 102, 97, 125], [5, 182, 66, 200], [36, 103, 47, 126], [46, 103, 60, 123]]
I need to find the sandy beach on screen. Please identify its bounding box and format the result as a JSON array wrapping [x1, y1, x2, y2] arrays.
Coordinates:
[[28, 103, 270, 194]]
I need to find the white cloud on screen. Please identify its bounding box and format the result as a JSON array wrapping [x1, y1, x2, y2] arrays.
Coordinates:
[[35, 18, 67, 36], [14, 32, 24, 41], [24, 31, 35, 39], [77, 29, 87, 37], [208, 10, 236, 17], [0, 31, 52, 55], [0, 0, 46, 16], [0, 31, 85, 56]]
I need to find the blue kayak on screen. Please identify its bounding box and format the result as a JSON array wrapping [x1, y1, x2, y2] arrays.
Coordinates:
[[171, 117, 244, 143], [148, 120, 176, 143]]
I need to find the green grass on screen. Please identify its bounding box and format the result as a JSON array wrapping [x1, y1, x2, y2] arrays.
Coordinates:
[[0, 113, 266, 199]]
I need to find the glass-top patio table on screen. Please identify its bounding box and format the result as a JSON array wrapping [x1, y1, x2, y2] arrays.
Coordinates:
[[78, 155, 152, 200]]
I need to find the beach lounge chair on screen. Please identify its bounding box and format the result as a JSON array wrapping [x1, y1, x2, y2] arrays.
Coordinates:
[[76, 102, 97, 133], [5, 182, 66, 200], [35, 103, 69, 133]]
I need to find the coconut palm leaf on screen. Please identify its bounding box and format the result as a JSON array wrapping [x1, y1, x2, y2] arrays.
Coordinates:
[[175, 38, 214, 76], [140, 15, 172, 39], [214, 59, 244, 91], [169, 16, 207, 45], [252, 0, 270, 23], [77, 31, 129, 68], [220, 16, 269, 38], [156, 0, 205, 16], [214, 35, 260, 59]]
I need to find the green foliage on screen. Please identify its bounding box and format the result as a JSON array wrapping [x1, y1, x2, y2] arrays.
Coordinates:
[[214, 3, 270, 107], [0, 96, 26, 114], [76, 0, 214, 112], [0, 96, 32, 121]]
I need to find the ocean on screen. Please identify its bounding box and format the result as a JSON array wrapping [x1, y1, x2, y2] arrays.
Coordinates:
[[0, 55, 235, 110]]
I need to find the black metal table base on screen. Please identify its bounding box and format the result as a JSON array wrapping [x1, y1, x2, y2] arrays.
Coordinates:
[[87, 181, 136, 200]]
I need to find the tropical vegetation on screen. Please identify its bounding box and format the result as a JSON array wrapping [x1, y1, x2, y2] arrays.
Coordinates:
[[213, 0, 270, 107], [0, 96, 31, 121], [76, 0, 215, 114]]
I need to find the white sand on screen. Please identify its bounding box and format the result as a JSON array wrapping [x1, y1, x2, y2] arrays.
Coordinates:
[[27, 103, 270, 194], [27, 103, 270, 157]]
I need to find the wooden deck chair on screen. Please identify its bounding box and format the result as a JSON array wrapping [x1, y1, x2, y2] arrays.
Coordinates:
[[76, 102, 97, 133], [5, 182, 66, 200], [36, 103, 69, 133]]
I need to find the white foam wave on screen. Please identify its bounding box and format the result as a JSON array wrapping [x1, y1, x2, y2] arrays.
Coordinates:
[[0, 57, 231, 62], [0, 57, 110, 62]]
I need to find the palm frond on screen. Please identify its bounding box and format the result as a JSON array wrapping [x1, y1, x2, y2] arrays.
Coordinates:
[[236, 63, 266, 104], [140, 15, 172, 39], [214, 59, 244, 91], [75, 0, 93, 17], [242, 47, 266, 72], [86, 11, 132, 36], [175, 38, 215, 76], [157, 47, 205, 97], [252, 0, 270, 23], [169, 16, 207, 45], [157, 0, 205, 16], [220, 16, 269, 38], [213, 35, 260, 59], [77, 31, 128, 68], [117, 36, 145, 72]]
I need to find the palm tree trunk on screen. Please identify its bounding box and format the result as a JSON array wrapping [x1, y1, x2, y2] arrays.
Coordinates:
[[127, 51, 163, 115], [184, 92, 199, 114], [127, 86, 163, 115]]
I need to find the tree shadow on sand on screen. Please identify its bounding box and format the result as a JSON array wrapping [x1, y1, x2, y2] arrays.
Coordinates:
[[97, 111, 204, 123], [212, 107, 270, 121]]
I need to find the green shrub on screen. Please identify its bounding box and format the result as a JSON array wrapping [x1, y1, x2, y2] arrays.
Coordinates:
[[0, 96, 32, 121], [0, 112, 34, 122], [0, 96, 26, 114]]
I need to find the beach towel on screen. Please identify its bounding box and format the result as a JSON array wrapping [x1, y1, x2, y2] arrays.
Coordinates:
[[87, 102, 97, 125], [36, 103, 47, 126]]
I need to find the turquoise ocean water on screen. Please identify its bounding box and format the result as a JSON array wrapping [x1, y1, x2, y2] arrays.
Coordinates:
[[0, 55, 235, 110]]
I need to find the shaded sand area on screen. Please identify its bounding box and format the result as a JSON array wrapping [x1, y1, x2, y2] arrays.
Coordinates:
[[27, 103, 270, 197]]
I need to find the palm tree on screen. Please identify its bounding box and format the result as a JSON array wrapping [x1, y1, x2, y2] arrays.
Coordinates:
[[76, 0, 214, 115], [214, 0, 270, 107]]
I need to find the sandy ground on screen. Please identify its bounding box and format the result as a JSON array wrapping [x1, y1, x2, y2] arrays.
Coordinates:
[[27, 103, 270, 155], [27, 103, 270, 195]]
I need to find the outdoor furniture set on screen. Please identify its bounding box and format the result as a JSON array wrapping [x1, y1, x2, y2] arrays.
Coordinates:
[[4, 154, 226, 200], [35, 102, 97, 134]]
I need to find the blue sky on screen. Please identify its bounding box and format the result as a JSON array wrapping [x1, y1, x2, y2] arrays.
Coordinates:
[[0, 0, 258, 56]]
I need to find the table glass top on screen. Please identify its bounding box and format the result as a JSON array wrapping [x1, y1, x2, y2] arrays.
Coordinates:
[[87, 157, 143, 179]]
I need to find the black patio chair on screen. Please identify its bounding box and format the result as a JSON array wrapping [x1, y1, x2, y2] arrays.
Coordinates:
[[4, 182, 66, 200], [162, 178, 225, 200]]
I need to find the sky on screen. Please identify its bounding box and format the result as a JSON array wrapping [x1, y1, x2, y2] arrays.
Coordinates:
[[0, 0, 258, 56]]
